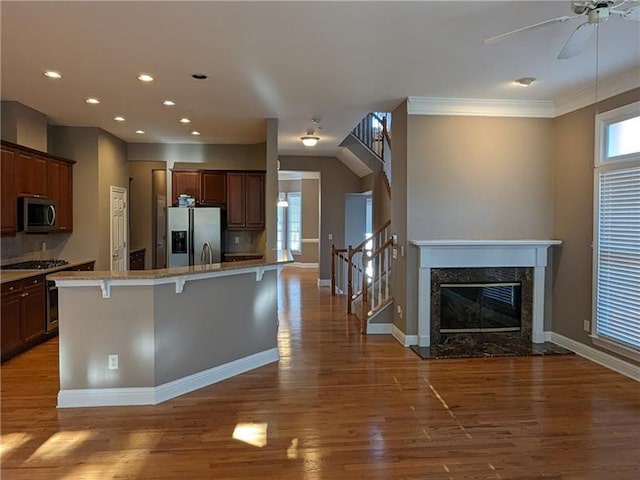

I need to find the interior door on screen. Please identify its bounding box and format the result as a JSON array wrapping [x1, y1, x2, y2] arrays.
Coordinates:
[[110, 186, 128, 271], [155, 195, 167, 268]]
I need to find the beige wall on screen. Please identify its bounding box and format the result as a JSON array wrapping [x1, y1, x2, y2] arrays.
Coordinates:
[[373, 172, 391, 231], [552, 88, 640, 366], [129, 161, 166, 269], [265, 118, 278, 250], [1, 101, 48, 151], [278, 178, 320, 263], [278, 156, 361, 279], [49, 127, 101, 266]]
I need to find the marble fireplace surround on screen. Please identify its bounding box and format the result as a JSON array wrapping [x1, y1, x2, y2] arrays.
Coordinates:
[[411, 240, 562, 347]]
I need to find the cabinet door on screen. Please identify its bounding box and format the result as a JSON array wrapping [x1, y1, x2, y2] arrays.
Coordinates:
[[47, 160, 61, 211], [226, 173, 246, 228], [21, 279, 46, 343], [1, 289, 23, 355], [201, 171, 226, 205], [172, 171, 201, 205], [15, 152, 32, 196], [57, 162, 73, 231], [31, 156, 48, 197], [1, 147, 16, 236], [245, 173, 265, 229]]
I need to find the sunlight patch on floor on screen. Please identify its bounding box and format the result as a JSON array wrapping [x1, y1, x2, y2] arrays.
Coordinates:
[[26, 431, 92, 463], [232, 422, 268, 448], [0, 432, 33, 460]]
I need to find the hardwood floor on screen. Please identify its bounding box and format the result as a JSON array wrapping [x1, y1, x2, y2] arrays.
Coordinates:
[[2, 268, 639, 479]]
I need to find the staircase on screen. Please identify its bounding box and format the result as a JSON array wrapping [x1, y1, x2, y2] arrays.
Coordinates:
[[332, 111, 393, 334]]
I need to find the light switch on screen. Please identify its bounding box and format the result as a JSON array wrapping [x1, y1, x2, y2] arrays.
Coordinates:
[[328, 233, 333, 240]]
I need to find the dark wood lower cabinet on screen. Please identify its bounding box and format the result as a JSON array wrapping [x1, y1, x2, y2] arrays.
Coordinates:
[[129, 249, 146, 270], [1, 275, 46, 362]]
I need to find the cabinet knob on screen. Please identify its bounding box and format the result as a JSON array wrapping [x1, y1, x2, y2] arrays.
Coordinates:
[[33, 279, 38, 284], [9, 286, 14, 291], [21, 292, 29, 297]]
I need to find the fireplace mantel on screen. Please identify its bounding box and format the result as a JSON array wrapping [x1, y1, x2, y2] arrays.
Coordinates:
[[410, 240, 562, 347]]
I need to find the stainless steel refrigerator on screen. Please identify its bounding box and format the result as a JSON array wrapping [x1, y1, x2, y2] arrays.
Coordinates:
[[168, 207, 222, 267]]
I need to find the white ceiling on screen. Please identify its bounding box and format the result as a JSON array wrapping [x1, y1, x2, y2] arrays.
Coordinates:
[[1, 1, 639, 156]]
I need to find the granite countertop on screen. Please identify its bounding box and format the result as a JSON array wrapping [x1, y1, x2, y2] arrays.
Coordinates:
[[0, 259, 96, 285], [129, 247, 146, 254], [49, 250, 293, 282]]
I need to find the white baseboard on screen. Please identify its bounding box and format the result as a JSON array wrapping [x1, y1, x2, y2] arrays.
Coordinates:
[[58, 348, 279, 408], [317, 278, 331, 287], [392, 325, 418, 347], [367, 323, 393, 334], [549, 332, 640, 382], [286, 262, 319, 269]]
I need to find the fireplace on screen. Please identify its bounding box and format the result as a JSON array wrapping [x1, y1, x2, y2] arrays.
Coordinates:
[[430, 267, 532, 345], [411, 240, 561, 347], [441, 282, 522, 333]]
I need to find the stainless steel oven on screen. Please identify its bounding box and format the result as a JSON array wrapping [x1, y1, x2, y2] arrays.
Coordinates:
[[46, 280, 59, 332]]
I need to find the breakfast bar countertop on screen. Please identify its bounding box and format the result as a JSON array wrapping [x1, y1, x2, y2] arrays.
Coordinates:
[[48, 250, 292, 283]]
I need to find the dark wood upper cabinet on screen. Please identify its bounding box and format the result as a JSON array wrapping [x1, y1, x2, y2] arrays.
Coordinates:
[[201, 171, 226, 205], [171, 171, 201, 205], [1, 141, 74, 237], [226, 172, 264, 231], [1, 146, 17, 236], [245, 173, 265, 229], [47, 160, 73, 232]]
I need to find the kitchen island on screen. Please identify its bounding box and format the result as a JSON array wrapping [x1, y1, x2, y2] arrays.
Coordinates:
[[50, 250, 292, 408]]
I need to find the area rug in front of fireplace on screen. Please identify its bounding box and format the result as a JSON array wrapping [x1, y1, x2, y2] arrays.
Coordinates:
[[409, 337, 573, 360]]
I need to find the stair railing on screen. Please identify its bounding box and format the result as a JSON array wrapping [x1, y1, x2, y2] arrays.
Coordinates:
[[351, 112, 391, 162], [360, 237, 393, 333], [331, 220, 391, 315]]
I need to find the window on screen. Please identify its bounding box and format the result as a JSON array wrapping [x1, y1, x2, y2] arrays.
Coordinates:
[[276, 192, 302, 253], [593, 101, 640, 359]]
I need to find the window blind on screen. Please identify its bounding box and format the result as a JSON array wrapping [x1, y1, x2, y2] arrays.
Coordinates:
[[596, 166, 640, 350]]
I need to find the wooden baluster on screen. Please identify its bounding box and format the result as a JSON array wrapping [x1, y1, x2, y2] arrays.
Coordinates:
[[385, 245, 389, 301]]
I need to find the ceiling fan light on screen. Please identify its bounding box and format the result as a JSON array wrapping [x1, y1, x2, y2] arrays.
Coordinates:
[[301, 135, 319, 147], [515, 77, 536, 87]]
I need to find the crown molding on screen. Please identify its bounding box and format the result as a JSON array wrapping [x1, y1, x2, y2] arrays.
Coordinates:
[[407, 96, 556, 118], [554, 67, 640, 117]]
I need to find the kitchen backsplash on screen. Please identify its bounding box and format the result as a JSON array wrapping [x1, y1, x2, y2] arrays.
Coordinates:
[[224, 230, 262, 254], [0, 232, 70, 265]]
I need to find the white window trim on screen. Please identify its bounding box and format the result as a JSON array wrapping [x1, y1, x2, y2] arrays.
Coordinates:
[[287, 192, 302, 254], [592, 100, 640, 362]]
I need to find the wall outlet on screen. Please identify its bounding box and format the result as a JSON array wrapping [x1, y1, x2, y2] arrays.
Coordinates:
[[392, 248, 398, 259], [108, 354, 119, 370], [234, 236, 240, 244], [583, 320, 590, 332], [328, 233, 333, 240], [396, 305, 403, 318]]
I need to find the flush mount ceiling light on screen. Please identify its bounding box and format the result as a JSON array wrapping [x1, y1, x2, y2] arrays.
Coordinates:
[[301, 131, 320, 147], [137, 73, 154, 82], [43, 70, 62, 79], [113, 116, 126, 122], [190, 131, 201, 136], [135, 129, 145, 134], [85, 97, 100, 104], [180, 118, 191, 124], [162, 100, 176, 106], [514, 77, 536, 87]]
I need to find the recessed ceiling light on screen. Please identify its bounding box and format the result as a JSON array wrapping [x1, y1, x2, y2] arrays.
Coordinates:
[[162, 100, 176, 106], [137, 73, 154, 82], [43, 70, 62, 79], [114, 116, 126, 122], [190, 131, 201, 136], [514, 77, 536, 87], [85, 98, 100, 104], [135, 130, 145, 134], [191, 73, 208, 80], [180, 118, 191, 124]]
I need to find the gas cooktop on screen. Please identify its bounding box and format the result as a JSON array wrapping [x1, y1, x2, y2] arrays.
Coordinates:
[[1, 260, 69, 270]]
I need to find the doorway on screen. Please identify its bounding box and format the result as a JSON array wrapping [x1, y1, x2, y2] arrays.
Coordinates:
[[110, 186, 128, 271]]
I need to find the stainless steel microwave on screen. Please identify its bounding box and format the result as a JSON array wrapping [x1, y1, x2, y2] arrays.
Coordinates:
[[18, 197, 57, 233]]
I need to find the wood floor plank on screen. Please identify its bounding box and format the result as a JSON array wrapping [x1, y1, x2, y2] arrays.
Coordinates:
[[1, 268, 639, 479]]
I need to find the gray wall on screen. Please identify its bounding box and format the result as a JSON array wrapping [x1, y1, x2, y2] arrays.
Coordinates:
[[393, 112, 555, 335], [345, 193, 369, 248], [278, 156, 362, 280], [552, 88, 640, 366], [58, 271, 278, 390], [1, 101, 48, 151]]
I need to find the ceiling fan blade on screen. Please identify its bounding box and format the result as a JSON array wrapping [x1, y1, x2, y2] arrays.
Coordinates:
[[558, 22, 597, 59], [484, 15, 577, 45], [617, 7, 640, 20]]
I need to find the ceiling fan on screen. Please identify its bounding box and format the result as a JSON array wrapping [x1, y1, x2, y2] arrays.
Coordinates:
[[484, 1, 640, 59]]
